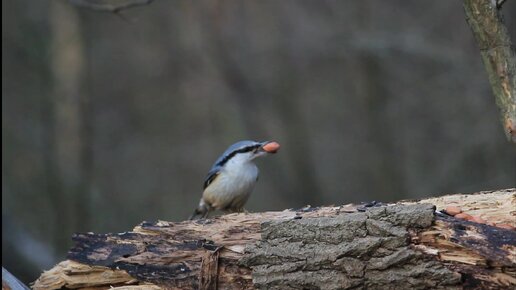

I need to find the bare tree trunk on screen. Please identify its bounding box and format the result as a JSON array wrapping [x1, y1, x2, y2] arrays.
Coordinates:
[[33, 189, 515, 290], [50, 0, 91, 248], [463, 0, 516, 142]]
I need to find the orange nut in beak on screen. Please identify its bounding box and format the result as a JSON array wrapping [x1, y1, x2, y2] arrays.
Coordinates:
[[262, 141, 280, 153]]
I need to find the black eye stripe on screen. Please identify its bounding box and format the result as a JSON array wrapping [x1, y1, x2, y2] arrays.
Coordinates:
[[216, 144, 261, 167]]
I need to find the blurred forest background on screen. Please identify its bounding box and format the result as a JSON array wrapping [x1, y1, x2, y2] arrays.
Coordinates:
[[3, 0, 516, 283]]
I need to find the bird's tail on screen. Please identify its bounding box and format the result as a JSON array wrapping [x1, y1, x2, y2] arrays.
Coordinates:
[[189, 199, 210, 220]]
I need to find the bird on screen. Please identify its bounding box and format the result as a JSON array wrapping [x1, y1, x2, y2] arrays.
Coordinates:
[[189, 140, 280, 220]]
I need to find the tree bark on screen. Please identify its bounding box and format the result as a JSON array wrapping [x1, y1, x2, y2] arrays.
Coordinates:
[[33, 189, 515, 290], [463, 0, 516, 142]]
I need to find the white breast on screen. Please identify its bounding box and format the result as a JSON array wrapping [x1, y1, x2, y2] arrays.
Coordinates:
[[203, 152, 259, 210]]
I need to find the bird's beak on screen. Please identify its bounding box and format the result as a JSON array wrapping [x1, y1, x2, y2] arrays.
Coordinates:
[[260, 141, 280, 154]]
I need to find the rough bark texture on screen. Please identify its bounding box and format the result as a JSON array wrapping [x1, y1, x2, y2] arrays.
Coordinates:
[[241, 204, 460, 290], [463, 0, 516, 142], [33, 189, 516, 290]]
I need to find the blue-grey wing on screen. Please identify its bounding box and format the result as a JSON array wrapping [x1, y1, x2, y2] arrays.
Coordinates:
[[203, 166, 221, 189]]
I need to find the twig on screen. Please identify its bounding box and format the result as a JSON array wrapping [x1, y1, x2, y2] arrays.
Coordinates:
[[68, 0, 154, 13], [496, 0, 507, 9]]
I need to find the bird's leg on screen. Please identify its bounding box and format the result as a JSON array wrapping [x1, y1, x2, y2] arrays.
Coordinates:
[[189, 199, 212, 220], [201, 208, 211, 219]]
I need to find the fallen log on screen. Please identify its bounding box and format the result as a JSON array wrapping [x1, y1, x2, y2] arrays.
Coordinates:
[[33, 189, 516, 289]]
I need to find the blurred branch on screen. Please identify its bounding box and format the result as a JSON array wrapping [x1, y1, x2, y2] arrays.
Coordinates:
[[2, 268, 31, 290], [463, 0, 516, 142], [496, 0, 507, 9], [50, 0, 93, 244], [68, 0, 154, 13]]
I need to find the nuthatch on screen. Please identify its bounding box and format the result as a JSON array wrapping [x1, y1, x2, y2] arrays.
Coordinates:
[[189, 140, 280, 219]]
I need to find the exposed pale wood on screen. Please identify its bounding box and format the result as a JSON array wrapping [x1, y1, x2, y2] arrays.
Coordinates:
[[415, 215, 516, 288], [403, 188, 516, 226], [33, 189, 515, 290], [31, 260, 142, 290]]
